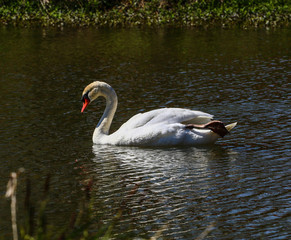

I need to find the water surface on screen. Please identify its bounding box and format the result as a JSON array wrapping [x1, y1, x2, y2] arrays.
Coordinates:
[[0, 26, 290, 239]]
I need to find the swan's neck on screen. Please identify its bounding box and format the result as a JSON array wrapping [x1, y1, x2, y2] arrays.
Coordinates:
[[95, 86, 118, 135]]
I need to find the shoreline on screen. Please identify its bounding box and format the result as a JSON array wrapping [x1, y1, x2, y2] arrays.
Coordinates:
[[0, 1, 290, 28]]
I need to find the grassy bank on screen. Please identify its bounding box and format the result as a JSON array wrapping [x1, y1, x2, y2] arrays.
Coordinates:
[[0, 0, 290, 28]]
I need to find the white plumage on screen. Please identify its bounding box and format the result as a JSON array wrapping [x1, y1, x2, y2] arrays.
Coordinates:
[[81, 81, 237, 146]]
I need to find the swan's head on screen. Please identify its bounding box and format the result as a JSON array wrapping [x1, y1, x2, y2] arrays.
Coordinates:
[[81, 81, 116, 113], [81, 81, 103, 112]]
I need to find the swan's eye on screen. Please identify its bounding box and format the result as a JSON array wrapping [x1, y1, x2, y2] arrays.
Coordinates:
[[81, 91, 90, 103]]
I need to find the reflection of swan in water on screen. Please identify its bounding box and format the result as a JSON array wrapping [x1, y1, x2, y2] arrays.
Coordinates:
[[89, 145, 239, 238], [92, 144, 238, 176], [81, 81, 237, 146]]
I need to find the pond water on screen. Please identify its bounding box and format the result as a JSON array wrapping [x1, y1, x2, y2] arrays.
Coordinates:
[[0, 26, 290, 239]]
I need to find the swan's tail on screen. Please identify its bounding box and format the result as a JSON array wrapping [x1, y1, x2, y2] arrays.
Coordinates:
[[225, 122, 237, 132]]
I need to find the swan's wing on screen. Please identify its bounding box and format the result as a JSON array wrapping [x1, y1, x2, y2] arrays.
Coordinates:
[[146, 108, 213, 125], [119, 108, 213, 131], [103, 108, 217, 146]]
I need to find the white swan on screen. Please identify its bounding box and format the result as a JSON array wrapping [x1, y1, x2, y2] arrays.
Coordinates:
[[81, 81, 237, 146]]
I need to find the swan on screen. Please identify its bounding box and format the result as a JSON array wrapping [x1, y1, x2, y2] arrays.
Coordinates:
[[81, 81, 237, 146]]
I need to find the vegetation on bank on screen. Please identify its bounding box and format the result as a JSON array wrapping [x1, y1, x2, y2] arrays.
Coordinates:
[[0, 0, 290, 28], [5, 169, 216, 240], [4, 170, 114, 240], [5, 169, 139, 240]]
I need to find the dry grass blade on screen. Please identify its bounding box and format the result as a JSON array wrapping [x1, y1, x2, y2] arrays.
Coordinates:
[[5, 172, 17, 198], [5, 168, 25, 240]]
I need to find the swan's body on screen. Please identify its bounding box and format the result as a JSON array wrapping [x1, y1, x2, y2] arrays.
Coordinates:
[[81, 81, 237, 146]]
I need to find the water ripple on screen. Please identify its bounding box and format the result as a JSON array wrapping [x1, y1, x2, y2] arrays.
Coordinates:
[[1, 27, 290, 239], [80, 144, 291, 239]]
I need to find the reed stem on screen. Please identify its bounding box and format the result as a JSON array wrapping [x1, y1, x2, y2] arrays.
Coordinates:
[[5, 172, 18, 240]]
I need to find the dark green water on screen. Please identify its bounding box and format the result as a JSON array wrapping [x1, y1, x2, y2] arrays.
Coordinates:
[[0, 26, 290, 239]]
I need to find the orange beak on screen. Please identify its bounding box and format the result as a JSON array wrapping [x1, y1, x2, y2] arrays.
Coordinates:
[[81, 98, 90, 113]]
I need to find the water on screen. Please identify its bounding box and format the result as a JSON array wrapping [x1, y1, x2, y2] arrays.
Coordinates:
[[0, 26, 290, 239]]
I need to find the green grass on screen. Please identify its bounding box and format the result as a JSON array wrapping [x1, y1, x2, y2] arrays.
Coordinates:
[[0, 0, 290, 28]]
